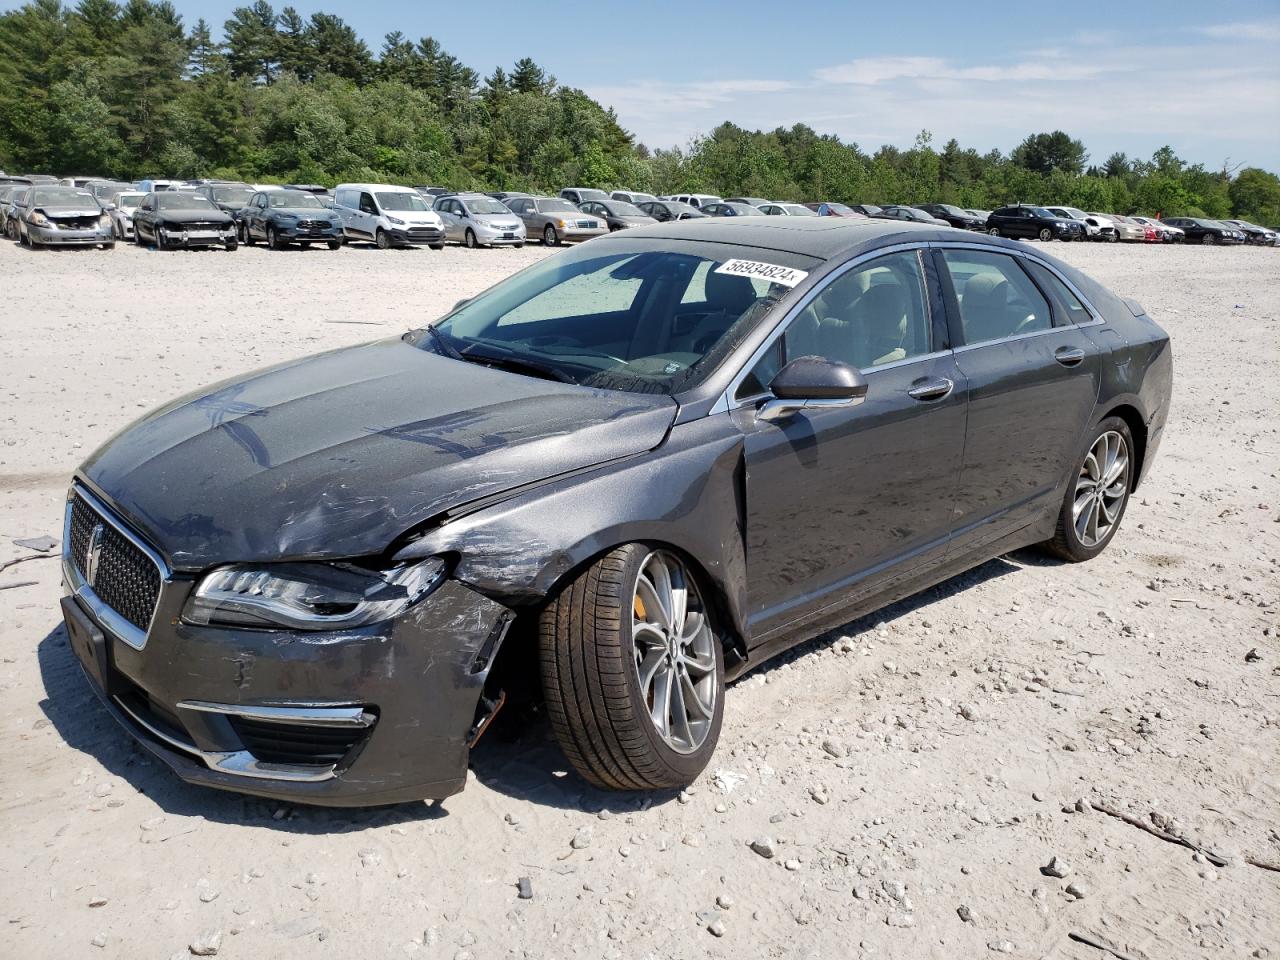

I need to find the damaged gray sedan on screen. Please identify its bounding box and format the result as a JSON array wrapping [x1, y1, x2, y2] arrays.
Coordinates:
[[61, 219, 1172, 806]]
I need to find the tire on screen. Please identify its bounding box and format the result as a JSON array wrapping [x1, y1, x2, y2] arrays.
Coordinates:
[[102, 241, 115, 250], [299, 241, 310, 250], [514, 241, 524, 249], [429, 244, 444, 251], [268, 227, 283, 250], [539, 544, 725, 792], [1107, 233, 1118, 243], [1038, 227, 1053, 241], [464, 228, 478, 249], [1040, 416, 1134, 563], [543, 224, 560, 246], [224, 240, 237, 252], [155, 231, 168, 251], [987, 227, 1000, 237], [240, 222, 253, 245], [375, 228, 391, 250], [327, 239, 342, 250], [1202, 233, 1215, 245]]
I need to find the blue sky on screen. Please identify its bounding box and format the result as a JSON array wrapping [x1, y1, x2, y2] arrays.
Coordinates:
[[13, 0, 1280, 168]]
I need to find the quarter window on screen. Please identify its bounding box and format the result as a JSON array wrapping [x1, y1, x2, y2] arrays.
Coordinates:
[[941, 250, 1052, 345], [1022, 260, 1091, 326], [735, 250, 933, 400]]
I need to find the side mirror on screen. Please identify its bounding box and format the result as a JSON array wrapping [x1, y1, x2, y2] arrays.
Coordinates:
[[759, 356, 868, 422]]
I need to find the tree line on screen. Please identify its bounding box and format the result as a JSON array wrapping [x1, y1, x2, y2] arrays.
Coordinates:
[[1, 0, 1277, 224]]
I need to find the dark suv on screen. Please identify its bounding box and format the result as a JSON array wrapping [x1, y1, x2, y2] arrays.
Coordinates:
[[986, 205, 1084, 241], [917, 203, 986, 230], [1161, 218, 1245, 245]]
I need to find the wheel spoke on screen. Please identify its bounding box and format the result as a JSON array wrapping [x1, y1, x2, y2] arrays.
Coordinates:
[[681, 671, 714, 720], [670, 581, 688, 634], [684, 647, 716, 676], [1075, 497, 1097, 543], [1073, 491, 1093, 524], [1103, 452, 1128, 488], [632, 621, 666, 650], [650, 558, 675, 630], [668, 671, 693, 747], [650, 668, 673, 739], [635, 649, 664, 694], [635, 575, 669, 628], [1083, 450, 1102, 482]]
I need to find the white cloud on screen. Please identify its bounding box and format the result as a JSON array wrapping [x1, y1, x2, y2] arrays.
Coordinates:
[[1199, 19, 1280, 41]]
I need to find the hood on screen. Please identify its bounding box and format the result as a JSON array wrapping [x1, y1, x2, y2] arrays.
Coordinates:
[[79, 338, 677, 570], [273, 207, 338, 218], [42, 206, 103, 218], [159, 208, 233, 224]]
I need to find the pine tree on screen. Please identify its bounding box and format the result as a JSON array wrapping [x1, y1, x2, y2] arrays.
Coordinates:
[[224, 1, 278, 83], [510, 56, 546, 94]]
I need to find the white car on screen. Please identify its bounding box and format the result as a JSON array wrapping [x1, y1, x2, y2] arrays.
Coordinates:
[[108, 190, 145, 239], [333, 182, 447, 249], [663, 193, 722, 209], [434, 193, 527, 248], [758, 202, 819, 217], [1047, 206, 1118, 242], [1130, 216, 1185, 243]]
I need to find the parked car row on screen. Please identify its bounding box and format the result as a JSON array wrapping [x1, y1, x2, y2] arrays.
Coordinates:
[[3, 173, 1276, 252]]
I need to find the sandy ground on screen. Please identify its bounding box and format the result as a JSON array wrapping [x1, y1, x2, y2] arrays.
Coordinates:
[[0, 236, 1277, 960]]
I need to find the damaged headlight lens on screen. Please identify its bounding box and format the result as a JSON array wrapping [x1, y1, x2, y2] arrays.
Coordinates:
[[183, 557, 447, 630]]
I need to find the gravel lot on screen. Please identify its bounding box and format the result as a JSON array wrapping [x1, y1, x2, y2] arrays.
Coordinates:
[[1, 237, 1277, 959]]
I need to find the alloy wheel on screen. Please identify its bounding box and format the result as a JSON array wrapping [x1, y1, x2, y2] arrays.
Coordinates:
[[987, 227, 1000, 236], [544, 225, 558, 246], [1039, 227, 1052, 241], [1073, 431, 1129, 548], [631, 551, 717, 754]]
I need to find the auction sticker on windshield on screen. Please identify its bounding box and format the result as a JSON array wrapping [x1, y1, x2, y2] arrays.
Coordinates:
[[714, 259, 809, 288]]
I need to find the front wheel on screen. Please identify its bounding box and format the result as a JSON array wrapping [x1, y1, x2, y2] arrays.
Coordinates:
[[375, 228, 391, 250], [327, 239, 342, 250], [429, 243, 444, 250], [1202, 233, 1215, 245], [987, 226, 1001, 237], [267, 227, 284, 250], [464, 228, 479, 249], [101, 241, 115, 250], [241, 222, 255, 245], [540, 544, 725, 791], [224, 240, 237, 252], [1040, 417, 1134, 562], [543, 224, 560, 246]]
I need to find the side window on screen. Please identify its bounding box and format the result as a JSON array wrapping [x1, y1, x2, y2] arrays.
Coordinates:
[[360, 192, 377, 214], [942, 250, 1052, 345], [1023, 260, 1092, 326], [734, 250, 933, 401]]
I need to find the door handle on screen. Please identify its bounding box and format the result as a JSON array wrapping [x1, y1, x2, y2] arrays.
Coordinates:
[[1055, 346, 1086, 366], [907, 377, 954, 401]]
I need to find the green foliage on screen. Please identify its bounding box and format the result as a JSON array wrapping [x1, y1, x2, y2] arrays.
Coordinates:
[[0, 1, 1273, 225]]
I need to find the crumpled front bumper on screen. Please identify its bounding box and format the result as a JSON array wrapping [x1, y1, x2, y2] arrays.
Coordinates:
[[62, 570, 515, 806], [29, 223, 114, 245]]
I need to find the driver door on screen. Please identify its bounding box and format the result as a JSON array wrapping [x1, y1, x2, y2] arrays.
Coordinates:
[[736, 249, 967, 641]]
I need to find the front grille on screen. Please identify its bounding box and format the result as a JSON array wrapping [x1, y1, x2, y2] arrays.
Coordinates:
[[296, 219, 331, 230], [180, 221, 223, 231], [406, 227, 442, 239], [53, 216, 100, 230], [69, 494, 162, 632], [229, 716, 374, 767], [576, 220, 595, 228]]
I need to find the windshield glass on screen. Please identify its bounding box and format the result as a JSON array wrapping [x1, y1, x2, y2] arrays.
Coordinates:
[[605, 201, 645, 217], [574, 189, 609, 202], [212, 186, 255, 204], [538, 198, 578, 213], [826, 203, 854, 215], [157, 193, 216, 210], [463, 197, 514, 215], [783, 205, 818, 216], [426, 243, 817, 395], [34, 189, 97, 206], [116, 194, 143, 208], [376, 191, 431, 212], [270, 191, 324, 209]]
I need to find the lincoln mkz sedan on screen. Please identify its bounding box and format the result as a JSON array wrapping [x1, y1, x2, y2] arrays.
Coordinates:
[[61, 219, 1171, 806]]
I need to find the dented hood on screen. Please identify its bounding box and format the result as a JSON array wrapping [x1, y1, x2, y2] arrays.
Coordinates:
[[79, 338, 676, 570]]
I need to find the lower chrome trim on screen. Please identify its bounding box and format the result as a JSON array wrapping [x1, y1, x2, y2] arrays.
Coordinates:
[[178, 701, 373, 728], [111, 695, 342, 783]]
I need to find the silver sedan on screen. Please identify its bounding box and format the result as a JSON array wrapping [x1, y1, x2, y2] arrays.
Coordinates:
[[506, 196, 608, 246]]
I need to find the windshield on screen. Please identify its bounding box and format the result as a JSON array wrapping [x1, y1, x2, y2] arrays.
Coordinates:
[[605, 201, 645, 217], [116, 194, 143, 208], [157, 193, 216, 210], [464, 197, 515, 215], [34, 189, 97, 206], [376, 191, 431, 212], [938, 204, 966, 216], [783, 205, 818, 216], [826, 203, 854, 215], [538, 198, 578, 213], [574, 189, 610, 202], [426, 243, 817, 395], [212, 186, 255, 204], [270, 191, 324, 209]]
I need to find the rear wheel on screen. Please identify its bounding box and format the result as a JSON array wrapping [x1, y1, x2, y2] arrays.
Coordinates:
[[1040, 416, 1133, 562], [1038, 227, 1053, 241], [540, 544, 725, 791], [1202, 233, 1215, 245], [987, 226, 1000, 237], [543, 224, 560, 246]]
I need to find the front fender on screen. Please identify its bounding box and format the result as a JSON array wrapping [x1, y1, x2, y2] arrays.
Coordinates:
[[396, 414, 750, 645]]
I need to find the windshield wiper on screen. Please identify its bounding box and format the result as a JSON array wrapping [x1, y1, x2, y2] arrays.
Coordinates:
[[458, 343, 577, 384], [421, 323, 465, 361]]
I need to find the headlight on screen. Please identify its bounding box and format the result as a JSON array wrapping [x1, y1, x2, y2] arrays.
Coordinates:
[[183, 556, 447, 630], [556, 218, 567, 228], [28, 211, 50, 226], [98, 213, 112, 227], [386, 216, 405, 225]]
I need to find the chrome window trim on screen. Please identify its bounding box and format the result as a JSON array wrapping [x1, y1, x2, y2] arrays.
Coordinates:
[[63, 482, 170, 651], [713, 241, 935, 413]]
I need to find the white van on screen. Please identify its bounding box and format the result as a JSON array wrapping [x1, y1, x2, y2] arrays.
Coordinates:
[[332, 183, 447, 249], [664, 193, 722, 209], [138, 178, 179, 194]]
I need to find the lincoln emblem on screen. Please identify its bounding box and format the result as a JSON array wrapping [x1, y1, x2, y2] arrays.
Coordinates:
[[84, 523, 104, 587]]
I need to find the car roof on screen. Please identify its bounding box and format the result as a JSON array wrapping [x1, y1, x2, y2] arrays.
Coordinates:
[[617, 217, 951, 260], [334, 183, 415, 192]]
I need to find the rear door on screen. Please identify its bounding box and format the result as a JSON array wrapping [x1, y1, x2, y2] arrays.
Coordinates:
[[936, 247, 1102, 550], [737, 248, 967, 641]]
